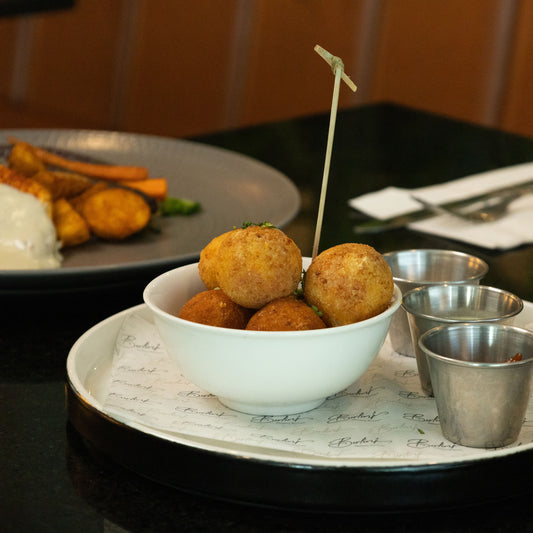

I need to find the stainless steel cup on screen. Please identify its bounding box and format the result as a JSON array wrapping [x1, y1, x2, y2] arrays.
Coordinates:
[[402, 284, 523, 395], [419, 323, 533, 448], [383, 249, 488, 357]]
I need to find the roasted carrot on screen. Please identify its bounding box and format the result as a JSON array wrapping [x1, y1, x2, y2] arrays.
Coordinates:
[[7, 137, 148, 181], [118, 178, 168, 200]]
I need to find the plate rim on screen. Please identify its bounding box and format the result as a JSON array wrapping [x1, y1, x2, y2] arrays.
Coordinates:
[[0, 128, 300, 289]]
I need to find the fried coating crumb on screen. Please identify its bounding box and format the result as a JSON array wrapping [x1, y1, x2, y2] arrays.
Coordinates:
[[178, 289, 253, 329], [215, 225, 302, 309], [304, 243, 394, 327], [246, 296, 326, 331]]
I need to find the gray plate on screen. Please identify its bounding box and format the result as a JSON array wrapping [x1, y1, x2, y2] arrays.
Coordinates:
[[0, 129, 300, 293]]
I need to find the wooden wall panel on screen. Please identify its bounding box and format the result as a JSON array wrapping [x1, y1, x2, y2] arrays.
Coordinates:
[[24, 1, 124, 127], [500, 1, 533, 138], [0, 0, 532, 138], [0, 18, 18, 98], [370, 0, 505, 125], [120, 0, 239, 138], [238, 0, 363, 128]]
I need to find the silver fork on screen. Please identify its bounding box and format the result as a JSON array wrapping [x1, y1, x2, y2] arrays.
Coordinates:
[[353, 181, 533, 233], [409, 187, 531, 223]]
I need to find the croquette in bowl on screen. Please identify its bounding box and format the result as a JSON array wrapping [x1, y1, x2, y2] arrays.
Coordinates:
[[246, 296, 326, 331], [178, 288, 252, 329], [215, 224, 302, 309], [304, 243, 394, 327], [198, 230, 233, 290]]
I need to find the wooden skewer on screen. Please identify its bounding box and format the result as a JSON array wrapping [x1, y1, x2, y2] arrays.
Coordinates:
[[314, 45, 357, 92], [311, 45, 357, 259]]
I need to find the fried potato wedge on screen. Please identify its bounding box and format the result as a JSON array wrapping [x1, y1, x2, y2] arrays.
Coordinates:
[[0, 164, 52, 216], [52, 198, 91, 247], [32, 169, 93, 200], [81, 188, 151, 240], [8, 142, 45, 177]]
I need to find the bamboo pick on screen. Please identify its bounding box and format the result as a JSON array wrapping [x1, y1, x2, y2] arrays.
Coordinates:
[[314, 45, 357, 91], [311, 45, 357, 259]]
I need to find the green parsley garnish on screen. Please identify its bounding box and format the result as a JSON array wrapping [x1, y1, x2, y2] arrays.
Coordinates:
[[159, 196, 201, 216], [310, 305, 323, 318], [240, 221, 277, 229]]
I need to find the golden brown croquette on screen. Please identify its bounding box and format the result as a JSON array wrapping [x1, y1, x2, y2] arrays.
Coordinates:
[[215, 225, 302, 309], [198, 230, 233, 289], [246, 296, 327, 331], [303, 243, 394, 327], [178, 289, 253, 329]]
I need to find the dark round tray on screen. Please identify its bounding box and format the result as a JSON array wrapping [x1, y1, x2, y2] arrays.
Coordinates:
[[66, 382, 533, 513]]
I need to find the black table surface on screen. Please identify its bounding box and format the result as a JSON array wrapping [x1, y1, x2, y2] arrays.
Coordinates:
[[4, 103, 533, 532]]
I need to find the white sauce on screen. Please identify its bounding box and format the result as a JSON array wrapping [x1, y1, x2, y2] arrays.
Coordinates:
[[0, 183, 62, 269]]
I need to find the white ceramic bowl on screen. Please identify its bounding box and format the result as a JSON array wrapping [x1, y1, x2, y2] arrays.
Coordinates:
[[143, 258, 401, 415]]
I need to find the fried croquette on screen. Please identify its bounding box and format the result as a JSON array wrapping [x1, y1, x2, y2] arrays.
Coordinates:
[[198, 230, 233, 289], [246, 296, 326, 331], [215, 225, 302, 309], [304, 243, 394, 327], [178, 289, 253, 329]]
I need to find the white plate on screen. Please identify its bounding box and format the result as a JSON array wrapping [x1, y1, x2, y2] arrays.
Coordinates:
[[66, 301, 533, 469], [0, 129, 300, 292]]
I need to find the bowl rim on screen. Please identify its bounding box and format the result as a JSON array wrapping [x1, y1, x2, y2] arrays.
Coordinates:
[[418, 322, 533, 368], [382, 248, 489, 284], [401, 283, 524, 322], [143, 263, 402, 338]]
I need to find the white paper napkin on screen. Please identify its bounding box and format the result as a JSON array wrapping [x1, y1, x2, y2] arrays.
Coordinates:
[[349, 162, 533, 250]]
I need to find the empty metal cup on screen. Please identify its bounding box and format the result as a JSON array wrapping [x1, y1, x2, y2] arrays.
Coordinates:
[[402, 284, 523, 395], [383, 249, 488, 357], [419, 323, 533, 448]]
